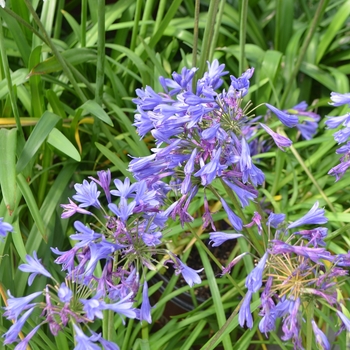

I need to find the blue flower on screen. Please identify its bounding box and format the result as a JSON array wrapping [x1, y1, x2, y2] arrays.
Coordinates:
[[329, 92, 350, 106], [325, 113, 350, 129], [4, 290, 42, 321], [140, 281, 152, 324], [73, 180, 101, 208], [266, 212, 286, 228], [220, 197, 243, 231], [266, 103, 298, 128], [238, 290, 253, 329], [175, 258, 203, 287], [80, 292, 106, 320], [287, 201, 328, 229], [0, 218, 13, 239], [245, 252, 268, 292], [58, 283, 73, 303], [311, 320, 330, 350], [106, 293, 138, 321], [72, 324, 100, 350], [259, 123, 292, 151], [2, 308, 34, 345], [18, 251, 52, 286], [13, 325, 41, 350], [209, 232, 243, 247], [60, 198, 92, 219], [111, 177, 137, 198]]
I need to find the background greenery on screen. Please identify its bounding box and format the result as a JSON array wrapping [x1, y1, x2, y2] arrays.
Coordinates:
[[1, 0, 350, 349]]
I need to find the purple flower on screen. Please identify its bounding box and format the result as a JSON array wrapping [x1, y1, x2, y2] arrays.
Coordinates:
[[266, 212, 286, 228], [73, 324, 100, 350], [72, 180, 101, 208], [337, 310, 350, 331], [89, 170, 112, 203], [51, 246, 79, 272], [98, 337, 120, 350], [328, 160, 350, 181], [18, 251, 52, 286], [70, 221, 102, 248], [4, 290, 42, 321], [140, 281, 152, 323], [329, 92, 350, 106], [209, 232, 243, 247], [14, 325, 41, 350], [244, 212, 263, 235], [333, 127, 350, 144], [222, 178, 257, 208], [230, 68, 254, 97], [0, 218, 13, 239], [175, 258, 204, 287], [80, 292, 106, 320], [2, 308, 34, 345], [245, 252, 268, 292], [294, 227, 327, 247], [311, 320, 330, 350], [141, 231, 162, 246], [325, 113, 350, 129], [108, 199, 136, 222], [266, 103, 298, 128], [287, 201, 328, 229], [106, 293, 138, 320], [221, 252, 248, 275], [238, 290, 253, 328], [259, 123, 292, 150], [281, 298, 302, 347], [239, 138, 265, 186], [194, 148, 226, 186], [60, 198, 92, 219], [111, 177, 137, 198], [220, 197, 243, 231], [58, 283, 73, 303]]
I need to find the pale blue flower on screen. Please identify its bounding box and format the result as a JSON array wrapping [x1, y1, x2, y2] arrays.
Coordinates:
[[18, 251, 52, 286]]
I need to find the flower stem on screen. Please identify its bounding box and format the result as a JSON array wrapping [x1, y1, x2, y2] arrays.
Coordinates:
[[306, 301, 314, 350], [239, 0, 249, 75]]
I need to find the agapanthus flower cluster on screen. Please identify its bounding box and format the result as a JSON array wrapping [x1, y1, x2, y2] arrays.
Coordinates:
[[210, 201, 350, 350], [325, 92, 350, 180], [2, 170, 203, 349], [130, 60, 299, 229]]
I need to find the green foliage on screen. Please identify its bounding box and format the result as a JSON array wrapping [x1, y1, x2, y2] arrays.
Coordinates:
[[1, 0, 350, 349]]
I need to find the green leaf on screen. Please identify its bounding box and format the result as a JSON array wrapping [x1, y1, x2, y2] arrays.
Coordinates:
[[80, 100, 113, 126], [27, 48, 96, 76], [47, 128, 81, 162], [16, 111, 61, 173], [0, 68, 28, 99], [17, 173, 47, 242], [0, 128, 17, 214]]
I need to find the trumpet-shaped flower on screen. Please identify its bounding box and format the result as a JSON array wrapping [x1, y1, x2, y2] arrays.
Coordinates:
[[18, 251, 52, 286], [287, 201, 327, 229]]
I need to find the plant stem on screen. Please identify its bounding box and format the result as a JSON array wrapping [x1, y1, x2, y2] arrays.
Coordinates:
[[306, 301, 314, 350], [192, 0, 200, 69], [239, 0, 249, 75], [96, 0, 105, 104]]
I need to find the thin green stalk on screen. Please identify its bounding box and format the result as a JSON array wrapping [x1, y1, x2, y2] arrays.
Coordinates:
[[81, 0, 87, 47], [139, 0, 154, 38], [198, 0, 220, 77], [270, 149, 285, 197], [23, 0, 87, 102], [239, 0, 249, 75], [208, 0, 226, 62], [306, 302, 314, 350], [192, 0, 200, 69], [279, 129, 341, 221], [185, 223, 244, 296], [153, 0, 167, 34], [96, 0, 105, 104], [280, 0, 327, 107], [130, 0, 143, 52], [0, 16, 25, 151]]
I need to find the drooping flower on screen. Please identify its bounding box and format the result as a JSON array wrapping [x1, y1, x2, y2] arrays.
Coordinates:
[[18, 251, 52, 286], [2, 308, 35, 345], [266, 103, 298, 128], [60, 198, 92, 218], [259, 123, 292, 151], [175, 258, 203, 287], [0, 218, 13, 239], [139, 281, 152, 323], [266, 212, 286, 228], [329, 92, 350, 106], [287, 201, 327, 229], [4, 291, 42, 321], [311, 320, 330, 350], [72, 324, 100, 350], [239, 290, 253, 329], [220, 197, 243, 231], [209, 232, 243, 247], [13, 325, 41, 350], [245, 252, 268, 293]]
